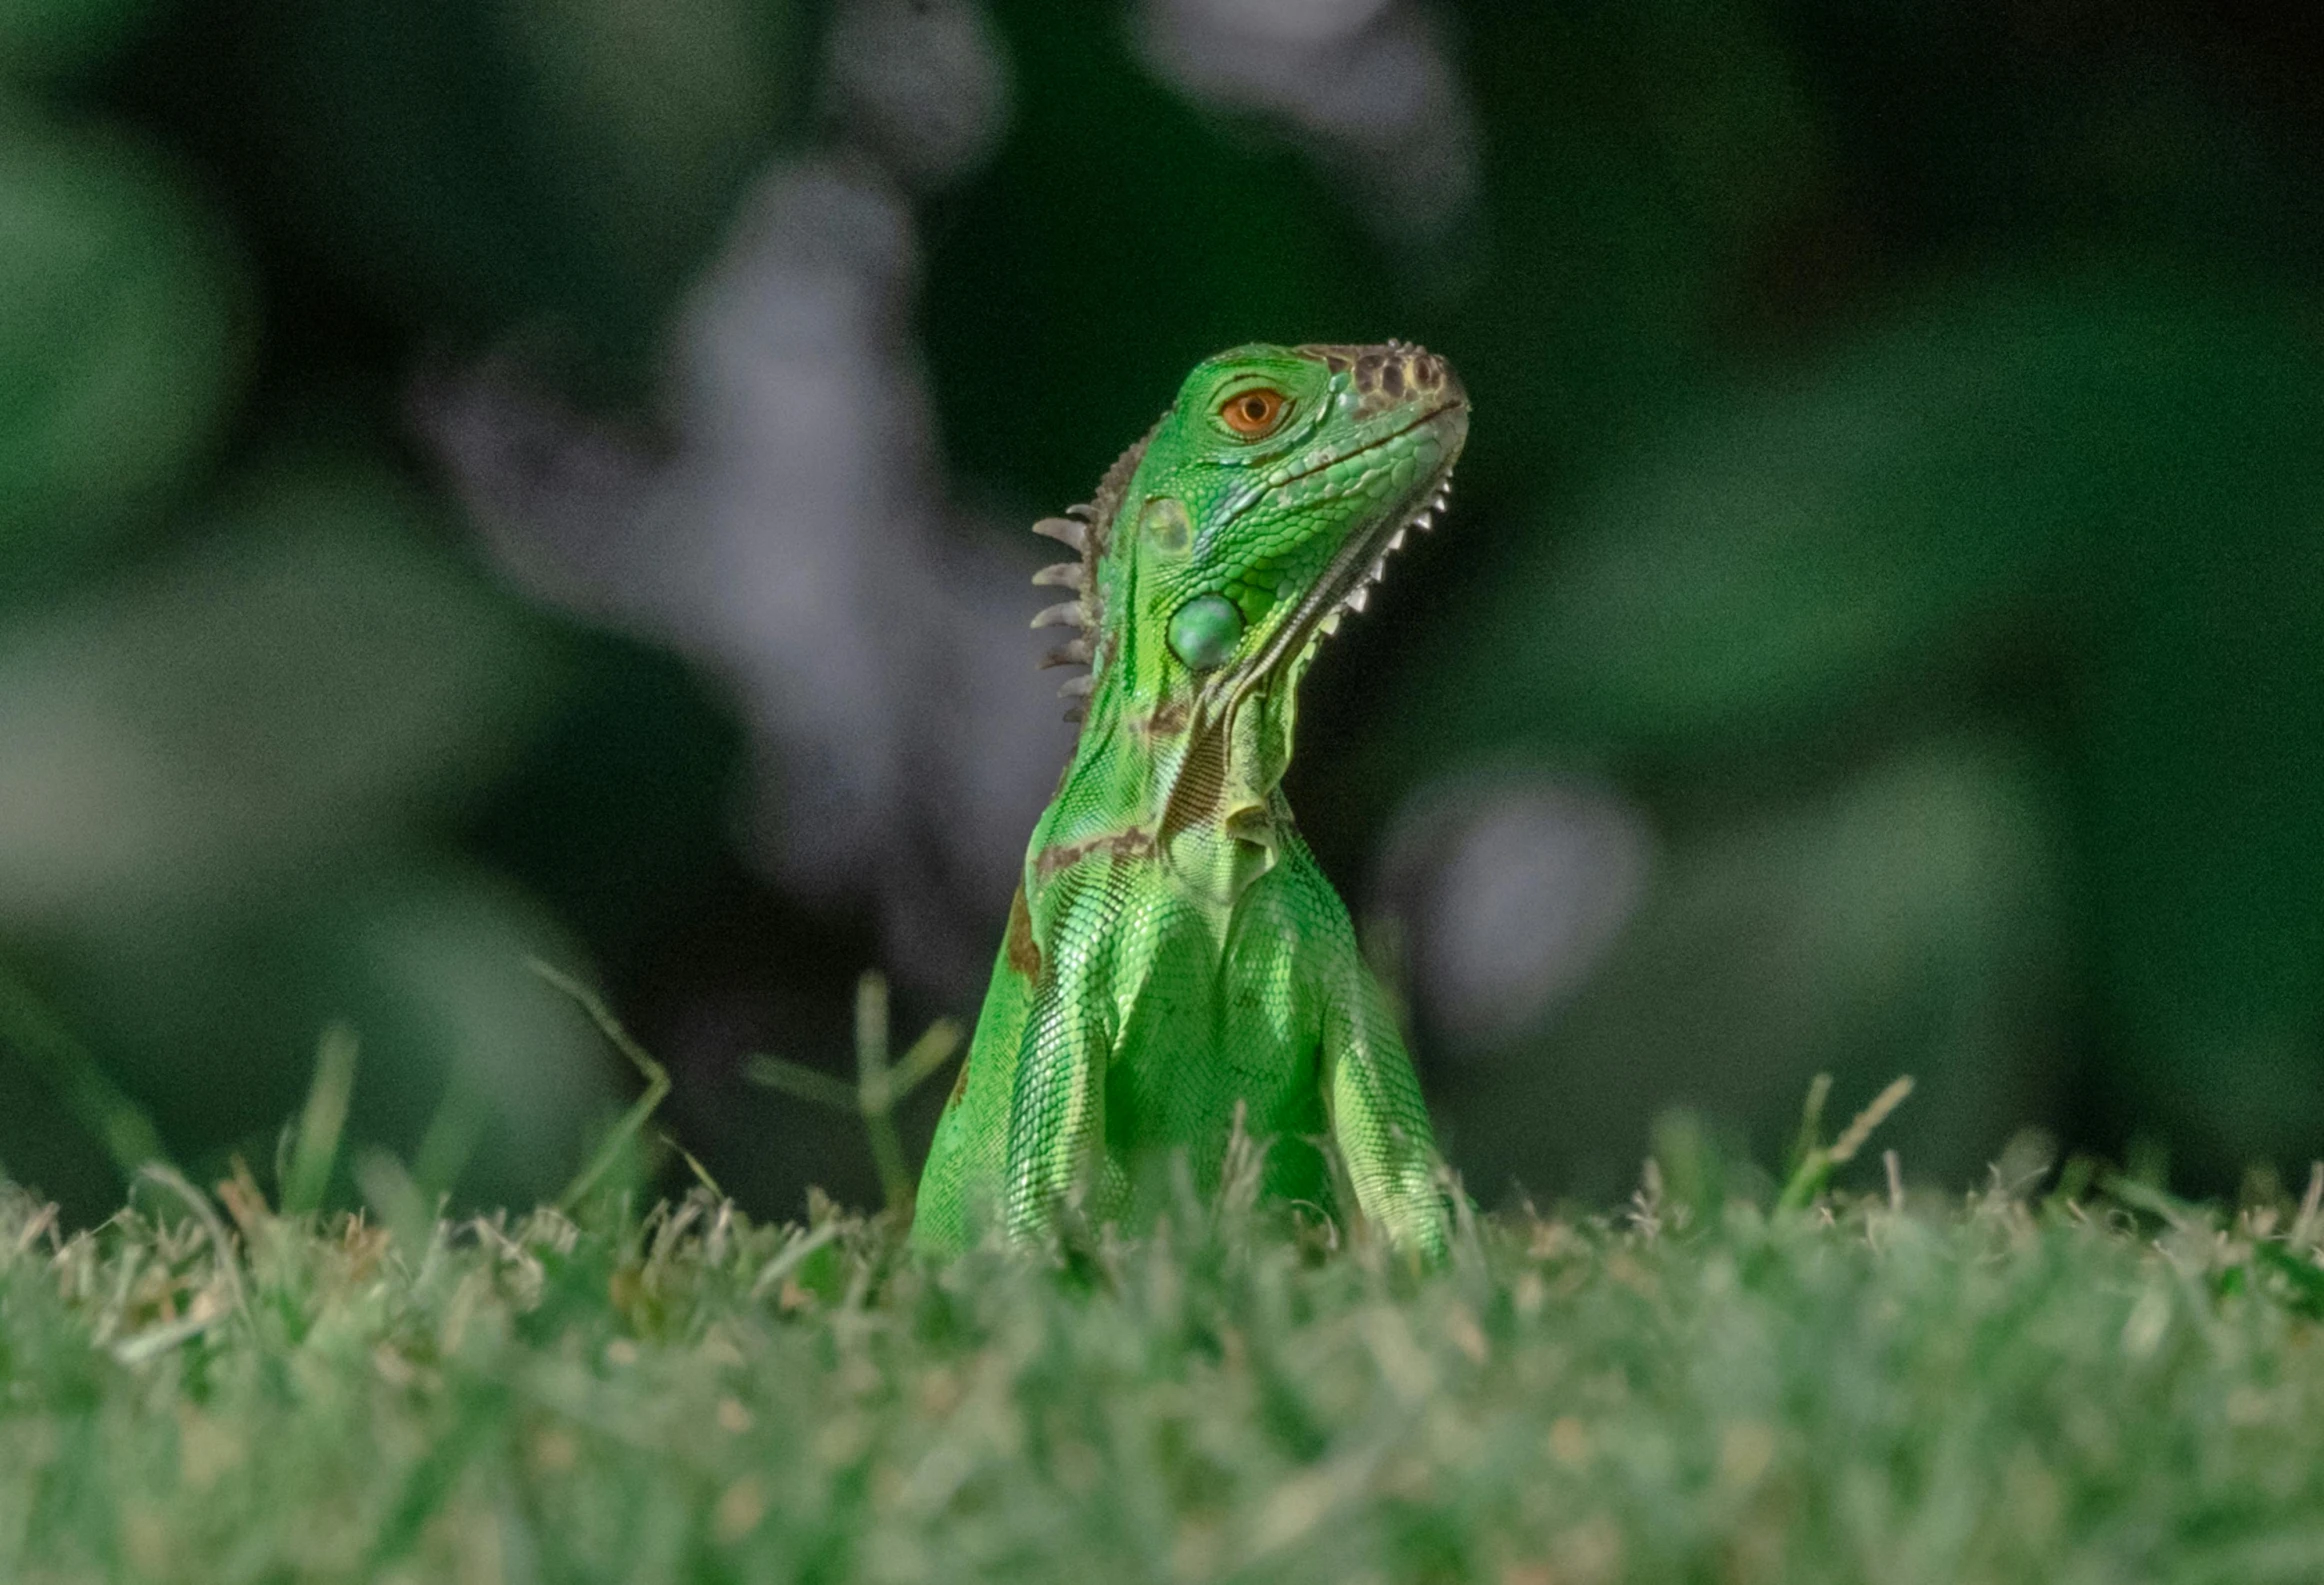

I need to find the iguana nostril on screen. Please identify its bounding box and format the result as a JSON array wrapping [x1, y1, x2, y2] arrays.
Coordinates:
[[1168, 594, 1244, 670]]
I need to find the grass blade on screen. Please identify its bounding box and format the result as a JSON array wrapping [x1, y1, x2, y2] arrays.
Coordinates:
[[131, 1164, 251, 1349], [743, 976, 962, 1216], [0, 960, 172, 1183], [887, 1018, 965, 1102], [1786, 1072, 1833, 1179], [855, 974, 912, 1212], [529, 958, 672, 1213], [744, 1055, 860, 1112], [410, 1075, 487, 1210], [355, 1148, 434, 1261], [281, 1024, 359, 1215], [1777, 1075, 1914, 1212]]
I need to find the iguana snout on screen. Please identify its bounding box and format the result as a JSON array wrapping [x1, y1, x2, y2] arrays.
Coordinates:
[[1300, 340, 1466, 420]]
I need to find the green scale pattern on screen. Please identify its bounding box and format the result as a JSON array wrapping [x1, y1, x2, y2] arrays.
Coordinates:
[[912, 343, 1468, 1261]]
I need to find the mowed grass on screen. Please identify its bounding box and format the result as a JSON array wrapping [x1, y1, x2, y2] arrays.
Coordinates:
[[4, 1123, 2324, 1585]]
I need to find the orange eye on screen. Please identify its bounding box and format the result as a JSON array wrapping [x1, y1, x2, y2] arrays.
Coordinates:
[[1220, 387, 1287, 438]]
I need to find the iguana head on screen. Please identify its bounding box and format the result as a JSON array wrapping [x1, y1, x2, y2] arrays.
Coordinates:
[[1030, 341, 1467, 899]]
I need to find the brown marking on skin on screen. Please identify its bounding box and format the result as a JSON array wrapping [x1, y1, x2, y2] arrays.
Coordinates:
[[1134, 698, 1191, 740], [945, 1051, 972, 1107], [1294, 342, 1454, 419], [1004, 883, 1042, 980], [1033, 827, 1157, 879]]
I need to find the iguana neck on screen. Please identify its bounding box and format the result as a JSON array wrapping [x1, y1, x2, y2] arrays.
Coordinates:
[[1026, 437, 1319, 914], [1030, 628, 1316, 910], [1018, 341, 1464, 915]]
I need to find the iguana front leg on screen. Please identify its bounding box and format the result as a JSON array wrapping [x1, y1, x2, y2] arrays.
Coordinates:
[[999, 922, 1116, 1241], [1323, 960, 1450, 1261]]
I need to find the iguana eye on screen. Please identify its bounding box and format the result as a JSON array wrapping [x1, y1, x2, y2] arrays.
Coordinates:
[[1219, 388, 1288, 439], [1168, 595, 1245, 670]]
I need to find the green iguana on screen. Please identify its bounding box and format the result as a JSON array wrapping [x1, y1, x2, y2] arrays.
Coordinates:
[[911, 342, 1468, 1260]]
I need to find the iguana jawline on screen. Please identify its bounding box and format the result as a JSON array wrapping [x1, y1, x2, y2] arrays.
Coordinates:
[[1148, 406, 1462, 907], [1213, 404, 1465, 711]]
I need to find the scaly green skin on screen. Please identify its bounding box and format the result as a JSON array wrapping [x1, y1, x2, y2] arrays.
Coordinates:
[[911, 343, 1468, 1260]]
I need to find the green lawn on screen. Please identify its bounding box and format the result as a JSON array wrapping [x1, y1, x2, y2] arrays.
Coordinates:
[[4, 1123, 2324, 1584]]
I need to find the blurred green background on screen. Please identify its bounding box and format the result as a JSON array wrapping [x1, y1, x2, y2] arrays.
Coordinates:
[[6, 0, 2324, 1223]]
